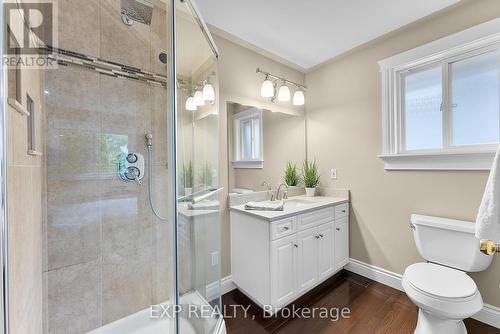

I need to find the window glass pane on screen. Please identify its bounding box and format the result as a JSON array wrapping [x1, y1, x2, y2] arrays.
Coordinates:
[[242, 119, 252, 159], [253, 118, 261, 159], [451, 51, 500, 146], [404, 66, 443, 150]]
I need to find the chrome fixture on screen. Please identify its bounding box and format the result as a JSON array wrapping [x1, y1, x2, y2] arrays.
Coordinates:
[[276, 183, 289, 201], [261, 181, 271, 190], [145, 133, 167, 221], [118, 152, 145, 182], [261, 181, 275, 201], [256, 68, 306, 105], [121, 0, 154, 26]]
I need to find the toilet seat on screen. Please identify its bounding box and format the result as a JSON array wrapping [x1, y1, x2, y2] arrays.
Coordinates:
[[402, 263, 483, 321], [404, 263, 477, 300]]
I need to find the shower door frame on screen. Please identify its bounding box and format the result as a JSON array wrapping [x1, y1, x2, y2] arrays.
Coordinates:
[[0, 0, 221, 333], [170, 0, 222, 333], [0, 0, 8, 333]]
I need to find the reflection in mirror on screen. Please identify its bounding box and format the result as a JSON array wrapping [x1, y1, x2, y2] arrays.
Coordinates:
[[227, 102, 306, 194]]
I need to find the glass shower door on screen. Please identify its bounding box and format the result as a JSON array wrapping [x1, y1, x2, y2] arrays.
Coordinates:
[[174, 0, 222, 333]]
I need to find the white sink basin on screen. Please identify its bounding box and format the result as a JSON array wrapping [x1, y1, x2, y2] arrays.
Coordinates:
[[284, 198, 316, 209]]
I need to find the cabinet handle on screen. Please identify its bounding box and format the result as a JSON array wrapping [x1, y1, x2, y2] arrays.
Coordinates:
[[293, 243, 298, 248], [319, 234, 324, 238], [336, 228, 340, 231], [342, 210, 346, 213], [283, 226, 289, 231], [315, 235, 320, 239]]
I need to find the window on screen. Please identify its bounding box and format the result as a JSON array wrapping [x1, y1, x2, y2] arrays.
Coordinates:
[[379, 18, 500, 170], [232, 108, 263, 168]]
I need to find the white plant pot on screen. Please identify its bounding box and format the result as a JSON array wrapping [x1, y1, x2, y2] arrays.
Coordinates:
[[185, 188, 192, 196], [305, 187, 316, 197]]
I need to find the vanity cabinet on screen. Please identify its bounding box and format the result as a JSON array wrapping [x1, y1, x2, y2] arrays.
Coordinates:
[[231, 200, 349, 312], [335, 217, 349, 268]]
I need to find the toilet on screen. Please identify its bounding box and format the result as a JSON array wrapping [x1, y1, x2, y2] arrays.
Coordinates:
[[403, 214, 493, 334]]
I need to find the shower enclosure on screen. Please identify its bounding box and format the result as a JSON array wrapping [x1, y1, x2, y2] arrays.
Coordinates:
[[0, 0, 223, 333]]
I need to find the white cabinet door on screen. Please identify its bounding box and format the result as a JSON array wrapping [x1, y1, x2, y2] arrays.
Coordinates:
[[317, 222, 334, 281], [297, 227, 318, 293], [334, 218, 349, 269], [271, 234, 297, 307]]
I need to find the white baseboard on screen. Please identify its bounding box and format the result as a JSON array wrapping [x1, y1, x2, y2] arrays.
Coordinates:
[[345, 258, 500, 329], [205, 276, 237, 301], [345, 258, 403, 291], [221, 275, 237, 295]]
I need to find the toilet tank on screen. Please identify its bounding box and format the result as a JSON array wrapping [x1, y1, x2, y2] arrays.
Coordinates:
[[410, 214, 493, 272]]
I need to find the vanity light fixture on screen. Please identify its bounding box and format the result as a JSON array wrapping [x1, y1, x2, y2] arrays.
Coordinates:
[[293, 89, 305, 106], [256, 68, 307, 105], [278, 81, 291, 102], [203, 83, 215, 102], [185, 96, 197, 111], [260, 75, 275, 98], [193, 90, 205, 106]]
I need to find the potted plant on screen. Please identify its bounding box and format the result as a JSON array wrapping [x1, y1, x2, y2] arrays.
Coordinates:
[[284, 162, 300, 187], [199, 162, 213, 187], [301, 160, 320, 197], [182, 161, 194, 195]]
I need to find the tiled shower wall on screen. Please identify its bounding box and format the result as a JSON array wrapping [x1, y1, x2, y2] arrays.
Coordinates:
[[43, 1, 171, 332]]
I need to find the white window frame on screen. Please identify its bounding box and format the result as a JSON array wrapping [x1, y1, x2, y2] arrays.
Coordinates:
[[379, 18, 500, 170], [232, 108, 264, 169]]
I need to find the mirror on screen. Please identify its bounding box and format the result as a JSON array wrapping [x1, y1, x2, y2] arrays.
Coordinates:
[[227, 101, 306, 194]]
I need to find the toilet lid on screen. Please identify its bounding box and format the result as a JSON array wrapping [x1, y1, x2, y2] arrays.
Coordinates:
[[404, 263, 477, 299]]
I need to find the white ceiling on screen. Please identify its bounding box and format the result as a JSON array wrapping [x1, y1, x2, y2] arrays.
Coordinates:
[[195, 0, 461, 71]]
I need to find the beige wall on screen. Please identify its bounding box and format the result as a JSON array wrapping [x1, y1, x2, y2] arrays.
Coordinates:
[[306, 0, 500, 307], [215, 35, 306, 277]]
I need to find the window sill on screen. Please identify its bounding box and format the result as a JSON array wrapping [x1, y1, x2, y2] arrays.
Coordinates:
[[232, 160, 264, 169], [378, 151, 496, 170]]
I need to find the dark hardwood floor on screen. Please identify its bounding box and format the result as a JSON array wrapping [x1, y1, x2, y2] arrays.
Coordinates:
[[222, 271, 500, 334]]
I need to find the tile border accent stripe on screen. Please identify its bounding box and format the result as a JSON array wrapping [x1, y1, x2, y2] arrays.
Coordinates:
[[45, 47, 168, 87]]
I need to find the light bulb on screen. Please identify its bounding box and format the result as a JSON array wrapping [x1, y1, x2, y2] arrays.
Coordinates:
[[293, 90, 305, 106], [260, 78, 275, 98], [194, 90, 205, 106], [278, 84, 290, 102], [185, 96, 197, 111], [203, 83, 215, 102]]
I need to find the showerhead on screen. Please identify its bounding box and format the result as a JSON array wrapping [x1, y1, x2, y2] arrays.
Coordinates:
[[121, 0, 153, 26]]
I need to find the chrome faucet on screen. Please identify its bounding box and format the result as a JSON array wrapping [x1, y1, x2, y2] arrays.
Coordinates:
[[261, 181, 275, 201], [276, 183, 288, 201]]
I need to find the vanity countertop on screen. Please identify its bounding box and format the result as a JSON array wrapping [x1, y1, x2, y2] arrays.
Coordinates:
[[230, 195, 348, 222]]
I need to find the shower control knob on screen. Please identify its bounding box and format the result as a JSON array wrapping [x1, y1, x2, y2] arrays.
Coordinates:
[[125, 166, 140, 180], [127, 153, 138, 163]]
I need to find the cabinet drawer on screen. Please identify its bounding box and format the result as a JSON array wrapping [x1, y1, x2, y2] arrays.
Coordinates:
[[334, 203, 349, 220], [297, 207, 334, 231], [271, 217, 296, 240]]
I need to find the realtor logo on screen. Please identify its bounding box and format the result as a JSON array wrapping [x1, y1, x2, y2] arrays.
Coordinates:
[[3, 0, 58, 68]]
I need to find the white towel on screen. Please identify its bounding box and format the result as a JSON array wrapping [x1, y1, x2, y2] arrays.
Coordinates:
[[476, 146, 500, 243], [245, 201, 284, 211]]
